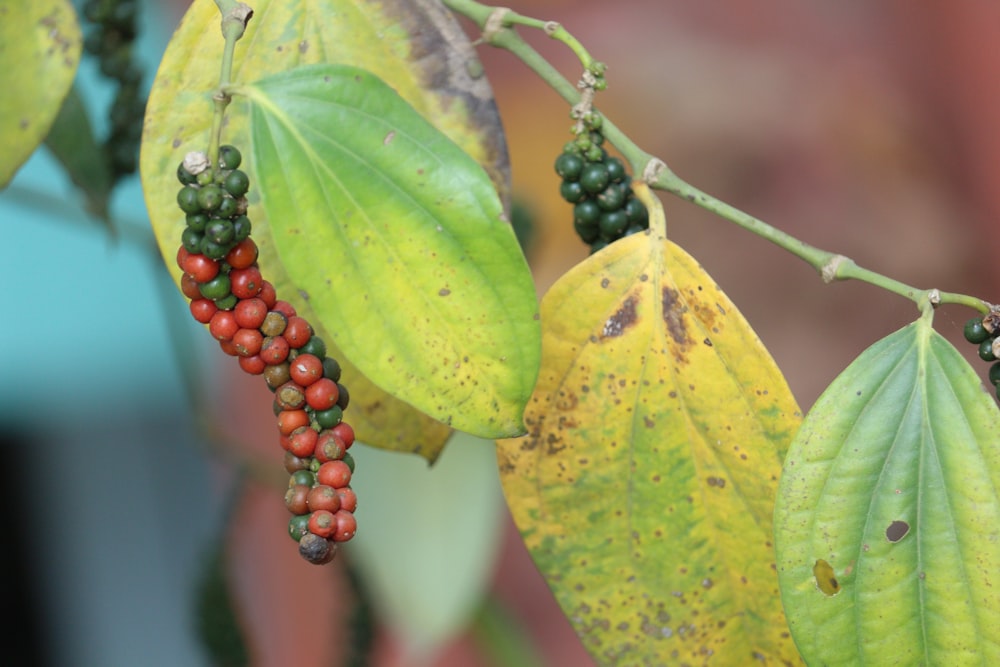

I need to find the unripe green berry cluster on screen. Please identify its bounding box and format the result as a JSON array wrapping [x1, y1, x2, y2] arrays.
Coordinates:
[[963, 311, 1000, 400], [175, 146, 358, 565], [176, 146, 253, 266], [556, 114, 648, 254], [82, 0, 146, 179]]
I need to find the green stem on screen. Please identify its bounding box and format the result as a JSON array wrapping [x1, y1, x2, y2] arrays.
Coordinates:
[[208, 1, 253, 174], [443, 0, 992, 315]]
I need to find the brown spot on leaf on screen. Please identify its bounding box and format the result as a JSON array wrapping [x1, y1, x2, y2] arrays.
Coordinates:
[[662, 287, 688, 345], [706, 476, 726, 488], [438, 287, 451, 296], [601, 295, 638, 338]]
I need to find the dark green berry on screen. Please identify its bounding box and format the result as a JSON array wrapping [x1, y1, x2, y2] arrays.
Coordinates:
[[579, 163, 610, 194], [605, 157, 627, 182], [300, 336, 327, 359], [200, 240, 230, 260], [177, 186, 202, 214], [314, 406, 343, 429], [979, 338, 997, 361], [205, 219, 235, 246], [555, 153, 585, 181], [573, 217, 600, 244], [625, 197, 648, 224], [216, 195, 239, 219], [573, 200, 601, 225], [232, 215, 252, 241], [199, 274, 232, 301], [181, 228, 203, 253], [596, 183, 627, 212], [590, 239, 609, 254], [336, 383, 350, 410], [289, 469, 316, 488], [559, 180, 586, 204], [186, 213, 209, 232], [218, 145, 242, 170], [989, 362, 1000, 386], [964, 316, 990, 344], [598, 210, 629, 238], [322, 357, 342, 383], [196, 185, 224, 211], [224, 169, 250, 197], [288, 514, 310, 542]]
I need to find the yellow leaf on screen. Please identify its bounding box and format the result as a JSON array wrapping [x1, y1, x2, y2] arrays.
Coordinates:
[[0, 0, 81, 187], [498, 226, 803, 664]]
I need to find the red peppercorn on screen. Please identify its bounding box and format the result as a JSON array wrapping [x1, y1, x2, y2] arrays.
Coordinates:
[[308, 510, 336, 538], [287, 426, 318, 458], [289, 353, 324, 387], [234, 297, 268, 329], [225, 238, 258, 269], [314, 430, 347, 463], [277, 409, 310, 436], [209, 310, 239, 341], [238, 354, 266, 375], [305, 378, 340, 411], [230, 266, 264, 299], [176, 245, 190, 270], [331, 510, 357, 542], [274, 381, 306, 410], [336, 487, 358, 513], [181, 273, 202, 300], [284, 484, 310, 515], [271, 300, 296, 319], [331, 422, 355, 449], [182, 253, 221, 284], [189, 298, 218, 324], [317, 460, 352, 488], [259, 335, 290, 364], [232, 327, 263, 357], [306, 485, 342, 513], [258, 281, 277, 308], [284, 316, 313, 348], [218, 338, 240, 356]]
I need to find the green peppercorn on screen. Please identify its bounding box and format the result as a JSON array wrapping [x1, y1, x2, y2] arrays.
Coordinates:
[[573, 200, 601, 225], [177, 185, 202, 214], [197, 185, 224, 211], [224, 170, 250, 197], [964, 316, 990, 344], [554, 153, 585, 181], [579, 163, 610, 194], [205, 219, 235, 246], [322, 357, 342, 383], [218, 145, 242, 170], [598, 210, 628, 238], [559, 180, 586, 204], [605, 157, 626, 182], [979, 338, 996, 361], [181, 228, 203, 253], [215, 195, 239, 219], [596, 183, 627, 212], [313, 406, 343, 429]]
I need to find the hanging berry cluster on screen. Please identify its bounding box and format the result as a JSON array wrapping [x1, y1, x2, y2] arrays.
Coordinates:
[[81, 0, 147, 179], [175, 146, 358, 565], [555, 111, 649, 254], [963, 309, 1000, 400]]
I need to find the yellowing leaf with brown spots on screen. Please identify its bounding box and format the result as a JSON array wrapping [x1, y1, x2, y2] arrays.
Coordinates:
[[498, 231, 803, 665], [0, 0, 81, 187]]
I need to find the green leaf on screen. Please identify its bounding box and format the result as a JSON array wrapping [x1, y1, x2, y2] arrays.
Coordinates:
[[498, 232, 803, 665], [44, 85, 113, 221], [774, 316, 1000, 665], [140, 0, 513, 458], [0, 0, 82, 187], [348, 434, 505, 658], [238, 64, 538, 439]]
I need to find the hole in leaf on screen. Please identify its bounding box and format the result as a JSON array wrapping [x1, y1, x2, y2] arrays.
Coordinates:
[[812, 559, 840, 596], [886, 520, 909, 543]]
